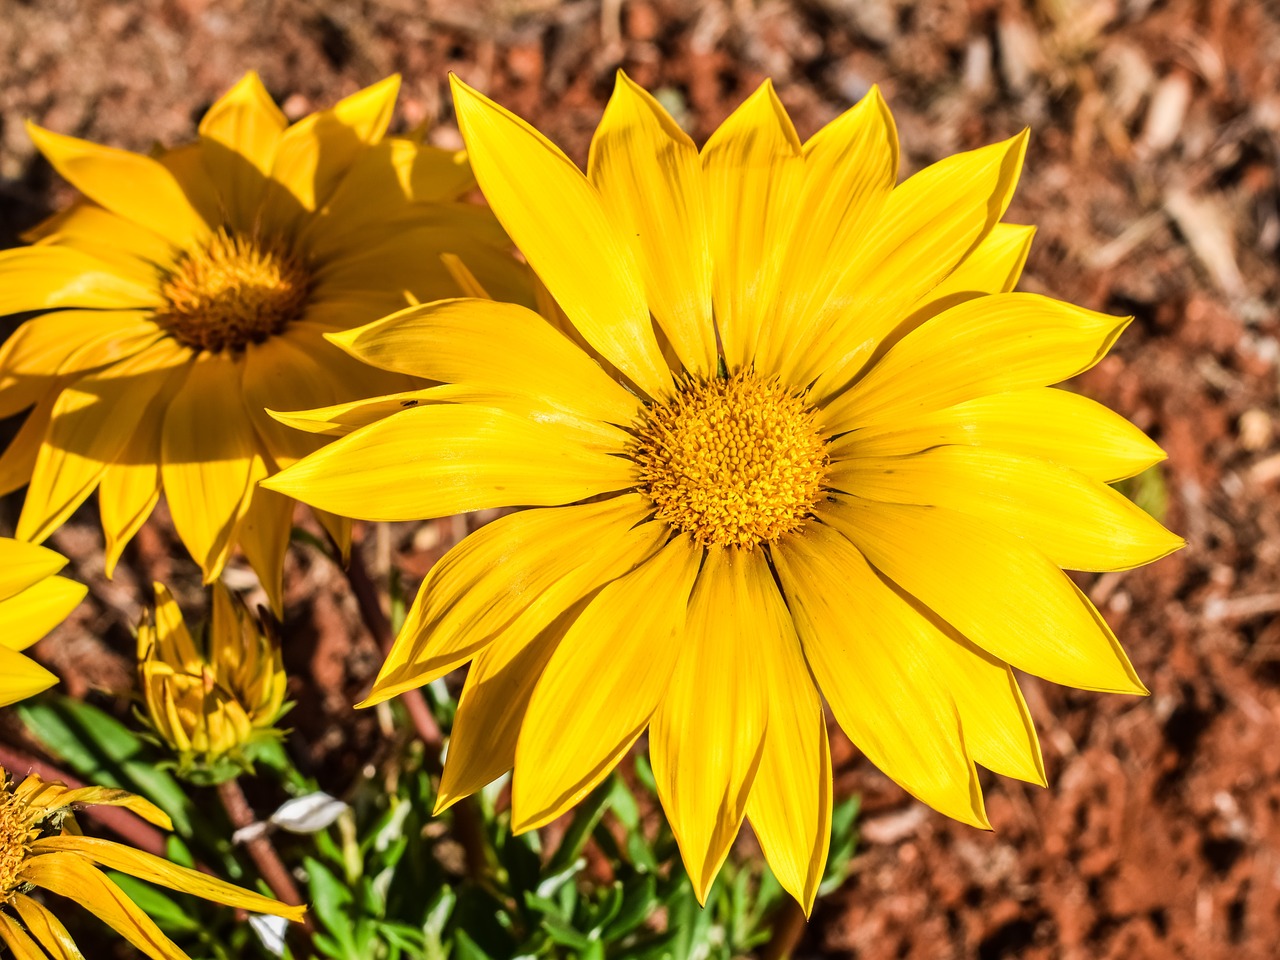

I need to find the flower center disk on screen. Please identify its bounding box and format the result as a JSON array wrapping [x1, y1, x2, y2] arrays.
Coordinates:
[[157, 230, 311, 352], [634, 371, 830, 549], [0, 789, 31, 900]]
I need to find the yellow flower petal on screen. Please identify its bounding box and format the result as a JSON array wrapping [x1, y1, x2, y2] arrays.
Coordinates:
[[160, 354, 260, 579], [820, 499, 1146, 694], [367, 495, 655, 705], [11, 894, 86, 960], [823, 292, 1130, 433], [650, 548, 769, 903], [945, 654, 1046, 787], [829, 386, 1166, 484], [20, 851, 188, 960], [313, 508, 351, 563], [0, 538, 67, 599], [768, 85, 898, 381], [587, 70, 716, 375], [0, 643, 58, 708], [743, 585, 832, 914], [267, 388, 436, 438], [0, 394, 55, 496], [262, 75, 401, 226], [0, 311, 161, 406], [197, 70, 287, 230], [773, 524, 989, 828], [802, 131, 1029, 395], [511, 537, 701, 832], [0, 912, 48, 960], [700, 79, 804, 370], [435, 512, 668, 811], [264, 403, 636, 522], [312, 219, 529, 310], [154, 143, 224, 227], [99, 418, 166, 580], [33, 836, 306, 922], [923, 222, 1035, 301], [241, 336, 341, 469], [235, 482, 296, 617], [437, 606, 576, 813], [331, 298, 641, 429], [844, 222, 1036, 367], [0, 577, 86, 653], [829, 445, 1184, 571], [26, 122, 209, 249], [299, 138, 479, 257], [23, 777, 173, 828], [450, 75, 670, 397], [24, 201, 178, 275], [17, 339, 189, 544], [0, 247, 161, 314], [404, 144, 478, 202]]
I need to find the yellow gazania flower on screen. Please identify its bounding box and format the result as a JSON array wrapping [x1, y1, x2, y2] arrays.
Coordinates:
[[0, 71, 529, 610], [138, 581, 288, 784], [0, 539, 86, 708], [265, 74, 1184, 910], [0, 766, 304, 958]]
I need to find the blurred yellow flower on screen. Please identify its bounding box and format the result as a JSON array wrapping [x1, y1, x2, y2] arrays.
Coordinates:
[[0, 538, 85, 708], [0, 765, 304, 957], [0, 71, 529, 610], [267, 74, 1183, 910], [138, 581, 287, 784]]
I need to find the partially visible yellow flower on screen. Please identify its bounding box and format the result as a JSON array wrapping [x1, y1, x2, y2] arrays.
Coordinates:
[[138, 581, 287, 784], [0, 538, 85, 708], [267, 74, 1183, 910], [0, 765, 304, 957], [0, 71, 530, 610]]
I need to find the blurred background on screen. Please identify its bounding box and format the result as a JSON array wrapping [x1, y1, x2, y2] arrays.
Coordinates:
[[1, 0, 1277, 957]]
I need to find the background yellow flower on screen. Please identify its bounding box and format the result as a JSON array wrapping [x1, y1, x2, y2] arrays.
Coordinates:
[[0, 538, 85, 708], [138, 581, 288, 784], [0, 766, 304, 959], [268, 74, 1182, 911], [0, 71, 530, 610]]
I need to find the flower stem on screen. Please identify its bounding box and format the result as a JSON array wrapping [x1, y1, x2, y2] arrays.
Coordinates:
[[344, 537, 443, 762], [216, 778, 307, 912]]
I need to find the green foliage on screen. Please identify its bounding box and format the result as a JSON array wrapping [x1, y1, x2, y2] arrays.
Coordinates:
[[15, 691, 861, 960], [303, 750, 861, 960], [1113, 464, 1169, 523]]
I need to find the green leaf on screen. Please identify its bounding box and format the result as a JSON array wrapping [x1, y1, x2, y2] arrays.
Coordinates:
[[16, 694, 194, 834], [547, 778, 614, 876], [1113, 464, 1168, 523], [305, 856, 358, 956], [604, 875, 656, 940], [454, 929, 495, 960], [538, 910, 593, 951], [606, 778, 640, 832]]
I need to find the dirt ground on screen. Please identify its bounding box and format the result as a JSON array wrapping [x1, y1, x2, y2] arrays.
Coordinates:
[[2, 0, 1279, 957]]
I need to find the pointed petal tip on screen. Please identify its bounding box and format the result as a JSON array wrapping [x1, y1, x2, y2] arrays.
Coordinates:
[[352, 688, 390, 709], [431, 791, 460, 817], [321, 328, 352, 350]]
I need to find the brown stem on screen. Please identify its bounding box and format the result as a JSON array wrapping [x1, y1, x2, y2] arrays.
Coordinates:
[[0, 742, 168, 856], [216, 778, 307, 912], [344, 539, 443, 763], [344, 533, 488, 881]]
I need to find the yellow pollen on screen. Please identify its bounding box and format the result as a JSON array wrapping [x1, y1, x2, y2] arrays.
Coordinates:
[[634, 371, 830, 548], [0, 787, 32, 900], [157, 230, 311, 352]]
